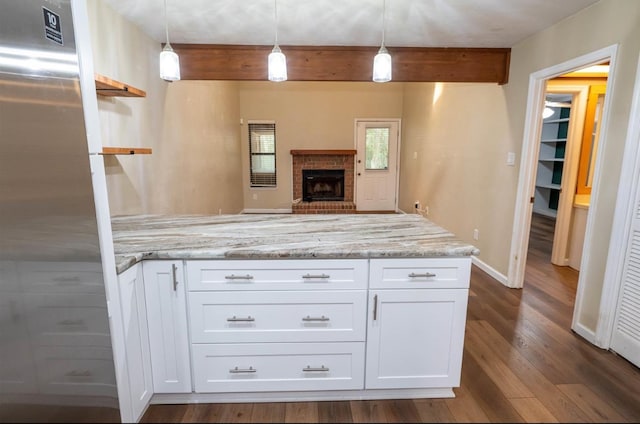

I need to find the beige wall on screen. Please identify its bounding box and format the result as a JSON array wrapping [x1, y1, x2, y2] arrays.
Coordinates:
[[237, 82, 404, 210], [88, 0, 243, 215], [399, 83, 514, 274]]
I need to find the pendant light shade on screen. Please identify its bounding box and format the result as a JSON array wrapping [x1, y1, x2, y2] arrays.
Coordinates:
[[373, 0, 391, 83], [268, 0, 287, 82], [373, 46, 392, 82], [160, 0, 180, 81], [160, 44, 180, 81], [268, 45, 287, 82]]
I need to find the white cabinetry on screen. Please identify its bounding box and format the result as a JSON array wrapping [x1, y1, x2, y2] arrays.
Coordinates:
[[117, 263, 153, 422], [134, 256, 471, 403], [365, 258, 470, 390], [143, 260, 191, 393], [187, 259, 368, 393]]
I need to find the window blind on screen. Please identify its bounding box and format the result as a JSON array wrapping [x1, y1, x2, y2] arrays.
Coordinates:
[[248, 123, 277, 187]]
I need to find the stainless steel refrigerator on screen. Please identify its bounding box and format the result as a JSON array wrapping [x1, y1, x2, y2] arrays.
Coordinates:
[[0, 0, 121, 421]]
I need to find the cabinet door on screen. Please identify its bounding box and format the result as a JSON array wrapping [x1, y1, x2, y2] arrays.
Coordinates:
[[118, 264, 153, 421], [143, 261, 191, 393], [365, 289, 468, 389]]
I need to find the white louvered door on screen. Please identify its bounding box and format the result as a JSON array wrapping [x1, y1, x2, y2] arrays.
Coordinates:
[[610, 183, 640, 368]]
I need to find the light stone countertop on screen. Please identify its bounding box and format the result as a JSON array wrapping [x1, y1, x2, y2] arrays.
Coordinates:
[[110, 213, 480, 274]]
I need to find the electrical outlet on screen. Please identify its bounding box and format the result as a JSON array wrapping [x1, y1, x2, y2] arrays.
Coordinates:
[[473, 228, 479, 240], [252, 193, 258, 200]]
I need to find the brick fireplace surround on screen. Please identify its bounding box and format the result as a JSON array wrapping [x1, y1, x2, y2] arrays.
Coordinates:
[[291, 149, 356, 214]]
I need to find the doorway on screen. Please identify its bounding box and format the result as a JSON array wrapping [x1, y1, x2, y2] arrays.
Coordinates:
[[508, 45, 617, 346], [533, 73, 607, 272], [354, 119, 400, 212]]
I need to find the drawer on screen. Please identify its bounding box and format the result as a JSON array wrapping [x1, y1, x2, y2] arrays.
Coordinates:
[[189, 290, 367, 343], [186, 259, 368, 291], [192, 342, 365, 393], [33, 345, 118, 397], [24, 293, 112, 347], [18, 261, 105, 294], [369, 258, 471, 289]]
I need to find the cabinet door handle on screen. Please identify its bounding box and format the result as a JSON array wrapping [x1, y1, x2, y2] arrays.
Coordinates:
[[373, 294, 378, 321], [229, 366, 256, 374], [227, 315, 255, 322], [408, 272, 436, 278], [302, 273, 330, 279], [172, 264, 178, 291], [225, 274, 254, 280], [302, 315, 330, 322], [303, 365, 329, 372]]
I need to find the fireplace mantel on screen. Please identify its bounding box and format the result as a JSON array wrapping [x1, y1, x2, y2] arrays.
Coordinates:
[[290, 149, 357, 156]]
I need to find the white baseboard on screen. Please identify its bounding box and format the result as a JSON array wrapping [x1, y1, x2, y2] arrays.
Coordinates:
[[242, 208, 292, 214], [471, 256, 509, 287]]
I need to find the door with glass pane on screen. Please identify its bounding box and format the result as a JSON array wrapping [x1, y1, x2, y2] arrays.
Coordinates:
[[355, 120, 400, 211]]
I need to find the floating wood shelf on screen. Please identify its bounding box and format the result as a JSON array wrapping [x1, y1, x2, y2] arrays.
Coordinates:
[[95, 74, 146, 97], [101, 147, 152, 155]]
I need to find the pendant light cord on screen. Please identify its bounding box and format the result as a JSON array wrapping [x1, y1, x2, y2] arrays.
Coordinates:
[[164, 0, 171, 47], [274, 0, 279, 46], [381, 0, 386, 48]]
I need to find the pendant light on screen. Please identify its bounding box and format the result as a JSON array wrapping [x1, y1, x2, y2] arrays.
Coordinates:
[[268, 0, 287, 82], [160, 0, 180, 81], [372, 0, 391, 83]]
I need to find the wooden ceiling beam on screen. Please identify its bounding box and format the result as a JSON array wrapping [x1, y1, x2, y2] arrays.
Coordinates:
[[171, 44, 511, 85]]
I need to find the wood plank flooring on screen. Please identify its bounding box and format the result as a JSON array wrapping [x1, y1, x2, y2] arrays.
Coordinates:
[[141, 213, 640, 423]]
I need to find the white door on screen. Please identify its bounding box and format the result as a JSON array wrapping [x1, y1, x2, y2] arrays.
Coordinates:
[[610, 177, 640, 368], [143, 260, 192, 393], [118, 264, 153, 422], [365, 289, 468, 389], [355, 120, 400, 211]]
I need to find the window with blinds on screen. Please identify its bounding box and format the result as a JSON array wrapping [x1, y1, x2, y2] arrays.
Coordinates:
[[248, 122, 277, 187]]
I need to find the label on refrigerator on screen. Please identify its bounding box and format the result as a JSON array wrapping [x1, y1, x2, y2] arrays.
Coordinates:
[[43, 7, 63, 46]]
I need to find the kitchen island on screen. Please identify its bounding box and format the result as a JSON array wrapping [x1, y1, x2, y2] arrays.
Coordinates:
[[110, 213, 479, 417]]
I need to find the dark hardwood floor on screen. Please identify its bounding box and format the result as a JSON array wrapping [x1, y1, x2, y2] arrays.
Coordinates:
[[140, 213, 640, 423]]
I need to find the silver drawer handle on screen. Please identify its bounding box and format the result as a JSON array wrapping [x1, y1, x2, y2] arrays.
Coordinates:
[[303, 365, 329, 372], [225, 274, 254, 280], [302, 315, 330, 322], [408, 272, 436, 278], [227, 315, 255, 322], [229, 366, 256, 374], [65, 370, 92, 377], [302, 273, 330, 279]]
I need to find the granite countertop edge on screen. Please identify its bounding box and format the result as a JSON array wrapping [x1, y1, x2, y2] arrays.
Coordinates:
[[111, 214, 480, 275]]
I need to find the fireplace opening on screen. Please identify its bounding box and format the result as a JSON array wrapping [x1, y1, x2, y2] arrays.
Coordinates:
[[302, 169, 345, 201]]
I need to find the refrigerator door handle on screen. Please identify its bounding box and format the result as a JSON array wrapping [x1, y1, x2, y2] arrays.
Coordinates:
[[172, 263, 178, 291]]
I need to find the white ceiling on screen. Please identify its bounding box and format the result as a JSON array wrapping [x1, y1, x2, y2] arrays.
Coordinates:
[[101, 0, 600, 48]]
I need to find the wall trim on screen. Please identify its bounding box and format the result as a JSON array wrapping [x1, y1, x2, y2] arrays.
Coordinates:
[[472, 256, 509, 286]]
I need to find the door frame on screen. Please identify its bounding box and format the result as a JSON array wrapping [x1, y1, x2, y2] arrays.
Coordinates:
[[507, 45, 618, 345], [353, 118, 402, 212]]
